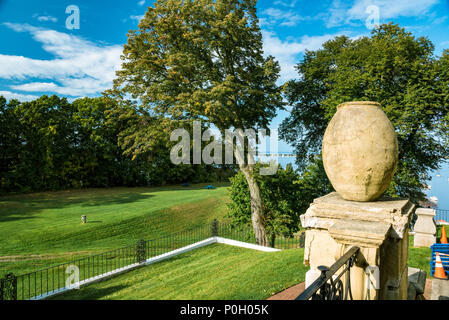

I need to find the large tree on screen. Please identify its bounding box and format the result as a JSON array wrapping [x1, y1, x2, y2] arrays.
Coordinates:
[[111, 0, 284, 245], [280, 23, 449, 202]]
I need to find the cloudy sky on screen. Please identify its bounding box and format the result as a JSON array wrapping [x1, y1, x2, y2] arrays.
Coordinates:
[[0, 0, 448, 148]]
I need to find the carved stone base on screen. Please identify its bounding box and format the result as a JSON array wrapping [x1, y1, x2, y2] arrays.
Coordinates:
[[301, 192, 414, 300], [413, 208, 436, 248]]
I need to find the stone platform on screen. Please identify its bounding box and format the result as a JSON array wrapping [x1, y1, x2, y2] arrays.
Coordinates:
[[301, 192, 415, 300]]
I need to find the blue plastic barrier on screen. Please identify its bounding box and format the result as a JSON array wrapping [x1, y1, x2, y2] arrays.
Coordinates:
[[430, 243, 449, 277]]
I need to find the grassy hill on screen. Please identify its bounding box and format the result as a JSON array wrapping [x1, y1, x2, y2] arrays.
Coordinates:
[[0, 183, 230, 277], [0, 182, 435, 300], [52, 244, 307, 300]]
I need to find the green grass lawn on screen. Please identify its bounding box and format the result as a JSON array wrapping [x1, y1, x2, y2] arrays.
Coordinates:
[[0, 183, 230, 277], [408, 236, 432, 277], [52, 244, 307, 300], [407, 226, 449, 278]]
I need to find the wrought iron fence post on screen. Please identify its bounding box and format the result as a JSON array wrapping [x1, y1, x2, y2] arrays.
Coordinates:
[[296, 246, 359, 300], [316, 266, 330, 300], [211, 219, 219, 237], [0, 273, 17, 300], [136, 240, 147, 264]]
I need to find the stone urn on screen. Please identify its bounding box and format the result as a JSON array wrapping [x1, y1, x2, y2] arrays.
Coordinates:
[[322, 101, 398, 201]]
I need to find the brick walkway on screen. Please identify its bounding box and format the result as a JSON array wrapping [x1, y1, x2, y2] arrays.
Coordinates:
[[267, 282, 305, 300], [268, 278, 437, 300]]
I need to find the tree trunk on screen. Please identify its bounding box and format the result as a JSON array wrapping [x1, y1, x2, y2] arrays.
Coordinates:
[[239, 164, 268, 246], [226, 130, 268, 246]]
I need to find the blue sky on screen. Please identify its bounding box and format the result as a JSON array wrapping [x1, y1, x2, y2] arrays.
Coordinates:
[[1, 0, 449, 151]]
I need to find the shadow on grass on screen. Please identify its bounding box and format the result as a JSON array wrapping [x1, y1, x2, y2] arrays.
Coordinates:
[[0, 183, 229, 223], [53, 284, 129, 300], [0, 192, 155, 223]]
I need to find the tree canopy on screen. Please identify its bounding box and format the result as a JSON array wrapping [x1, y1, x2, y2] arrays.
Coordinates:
[[280, 23, 449, 202], [113, 0, 283, 131], [0, 95, 230, 194]]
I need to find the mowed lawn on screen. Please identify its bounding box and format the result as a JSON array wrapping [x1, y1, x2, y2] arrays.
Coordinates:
[[53, 244, 307, 300], [0, 183, 230, 277], [51, 239, 433, 300]]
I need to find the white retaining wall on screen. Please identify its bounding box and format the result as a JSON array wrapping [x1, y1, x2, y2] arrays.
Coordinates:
[[30, 237, 280, 300]]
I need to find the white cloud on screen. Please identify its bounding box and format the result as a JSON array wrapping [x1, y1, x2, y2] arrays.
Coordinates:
[[262, 31, 350, 81], [433, 15, 448, 25], [138, 0, 145, 6], [273, 0, 298, 8], [262, 8, 303, 27], [130, 15, 145, 21], [36, 15, 58, 23], [327, 0, 439, 28], [0, 23, 123, 97], [0, 90, 40, 101]]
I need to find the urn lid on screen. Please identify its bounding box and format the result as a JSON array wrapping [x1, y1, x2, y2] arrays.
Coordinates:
[[337, 101, 381, 109]]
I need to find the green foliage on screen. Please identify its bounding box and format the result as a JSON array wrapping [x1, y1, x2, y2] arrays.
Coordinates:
[[113, 0, 284, 131], [280, 23, 449, 202], [2, 95, 76, 191], [0, 97, 22, 191], [228, 163, 308, 236], [227, 157, 333, 236], [294, 155, 334, 214], [0, 95, 231, 194]]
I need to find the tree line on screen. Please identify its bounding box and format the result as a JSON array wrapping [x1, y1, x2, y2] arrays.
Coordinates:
[[0, 95, 234, 194]]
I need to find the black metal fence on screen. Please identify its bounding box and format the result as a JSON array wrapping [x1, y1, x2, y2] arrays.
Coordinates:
[[0, 220, 304, 300]]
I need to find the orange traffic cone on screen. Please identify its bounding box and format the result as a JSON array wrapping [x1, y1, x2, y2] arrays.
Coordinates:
[[434, 252, 447, 279], [440, 226, 448, 244]]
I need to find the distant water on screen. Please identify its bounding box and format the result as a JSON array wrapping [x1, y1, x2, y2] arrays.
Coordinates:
[[257, 154, 297, 170], [426, 161, 449, 210], [259, 154, 449, 210]]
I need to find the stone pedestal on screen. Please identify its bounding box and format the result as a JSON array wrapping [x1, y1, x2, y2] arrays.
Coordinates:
[[413, 208, 436, 248], [301, 192, 414, 300]]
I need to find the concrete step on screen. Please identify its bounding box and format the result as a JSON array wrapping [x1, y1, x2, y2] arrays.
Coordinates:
[[430, 278, 449, 300]]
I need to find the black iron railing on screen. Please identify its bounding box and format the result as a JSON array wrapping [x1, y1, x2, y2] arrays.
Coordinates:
[[0, 220, 304, 300], [11, 223, 212, 300], [436, 209, 449, 223], [296, 246, 360, 300]]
